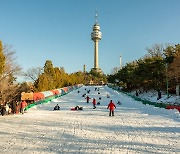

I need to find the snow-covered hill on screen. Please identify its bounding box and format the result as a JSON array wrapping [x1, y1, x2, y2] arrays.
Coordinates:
[[0, 86, 179, 154]]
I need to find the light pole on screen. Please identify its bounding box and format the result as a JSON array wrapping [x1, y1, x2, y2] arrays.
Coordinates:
[[120, 55, 122, 70]]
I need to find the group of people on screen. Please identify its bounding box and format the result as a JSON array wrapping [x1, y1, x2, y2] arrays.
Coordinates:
[[0, 100, 27, 116], [79, 87, 120, 116], [53, 87, 120, 116], [53, 104, 83, 111]]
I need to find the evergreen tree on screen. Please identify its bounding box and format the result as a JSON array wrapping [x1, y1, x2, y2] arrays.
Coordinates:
[[168, 44, 180, 84], [34, 73, 49, 91], [44, 60, 55, 77], [43, 60, 55, 90]]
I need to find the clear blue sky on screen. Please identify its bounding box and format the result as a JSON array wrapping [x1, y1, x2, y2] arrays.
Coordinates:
[[0, 0, 180, 76]]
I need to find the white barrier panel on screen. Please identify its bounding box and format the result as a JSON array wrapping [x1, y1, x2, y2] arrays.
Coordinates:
[[41, 91, 54, 98]]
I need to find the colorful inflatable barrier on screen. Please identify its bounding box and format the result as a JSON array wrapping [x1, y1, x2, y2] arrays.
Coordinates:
[[63, 87, 68, 93], [24, 84, 83, 111], [51, 89, 60, 95], [33, 92, 45, 101]]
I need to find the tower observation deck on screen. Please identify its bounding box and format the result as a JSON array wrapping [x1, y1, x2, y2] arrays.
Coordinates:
[[91, 10, 103, 74]]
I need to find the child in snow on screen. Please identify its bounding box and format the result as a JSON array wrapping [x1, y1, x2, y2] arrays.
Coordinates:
[[117, 100, 121, 105], [54, 104, 60, 110], [85, 96, 90, 103], [97, 97, 101, 105], [97, 102, 100, 105], [107, 100, 116, 116], [92, 98, 96, 109], [82, 93, 86, 97]]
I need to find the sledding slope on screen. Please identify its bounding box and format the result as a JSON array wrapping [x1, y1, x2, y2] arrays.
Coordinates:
[[0, 86, 180, 154]]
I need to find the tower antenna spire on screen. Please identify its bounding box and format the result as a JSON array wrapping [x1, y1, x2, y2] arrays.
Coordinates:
[[95, 9, 98, 23]]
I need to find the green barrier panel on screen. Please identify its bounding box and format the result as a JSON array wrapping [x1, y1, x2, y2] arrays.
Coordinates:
[[25, 103, 36, 110], [44, 100, 49, 103], [157, 103, 167, 108], [142, 102, 148, 105], [154, 103, 160, 107]]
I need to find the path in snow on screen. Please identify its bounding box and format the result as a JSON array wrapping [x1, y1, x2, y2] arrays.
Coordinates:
[[0, 86, 180, 154]]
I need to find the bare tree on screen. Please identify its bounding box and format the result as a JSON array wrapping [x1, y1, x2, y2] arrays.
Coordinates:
[[111, 67, 120, 75], [23, 67, 43, 82], [146, 43, 165, 57], [0, 44, 22, 104], [0, 44, 21, 81]]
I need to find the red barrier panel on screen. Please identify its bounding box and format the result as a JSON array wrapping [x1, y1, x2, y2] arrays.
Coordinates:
[[33, 92, 45, 101], [63, 87, 68, 93], [51, 90, 60, 95], [166, 105, 180, 112]]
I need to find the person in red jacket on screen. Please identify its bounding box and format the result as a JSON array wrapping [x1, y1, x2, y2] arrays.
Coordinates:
[[107, 100, 116, 116], [85, 96, 90, 103], [92, 98, 96, 109], [21, 100, 27, 114]]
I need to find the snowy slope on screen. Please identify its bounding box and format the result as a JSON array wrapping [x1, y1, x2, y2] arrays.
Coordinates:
[[0, 86, 179, 154], [130, 89, 180, 105]]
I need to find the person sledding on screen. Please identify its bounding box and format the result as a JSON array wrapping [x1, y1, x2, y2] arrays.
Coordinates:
[[92, 98, 96, 109], [107, 100, 116, 116], [71, 106, 83, 111], [117, 100, 121, 105], [85, 96, 91, 103], [54, 104, 60, 110], [82, 93, 86, 97], [97, 97, 101, 105]]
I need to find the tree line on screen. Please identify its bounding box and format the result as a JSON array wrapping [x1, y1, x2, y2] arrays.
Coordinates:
[[31, 60, 86, 92], [108, 44, 180, 94], [25, 60, 107, 92]]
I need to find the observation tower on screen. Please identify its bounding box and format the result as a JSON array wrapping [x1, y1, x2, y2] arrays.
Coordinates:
[[91, 10, 103, 74]]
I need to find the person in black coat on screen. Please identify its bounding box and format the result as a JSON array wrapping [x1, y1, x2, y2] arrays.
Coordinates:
[[157, 89, 162, 100], [54, 104, 60, 110], [1, 106, 6, 116], [12, 101, 17, 114]]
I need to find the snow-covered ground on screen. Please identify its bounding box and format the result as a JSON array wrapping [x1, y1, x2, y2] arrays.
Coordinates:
[[130, 89, 180, 105], [0, 86, 180, 154]]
